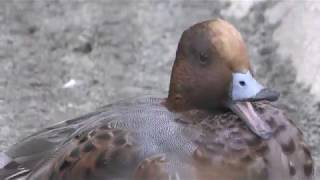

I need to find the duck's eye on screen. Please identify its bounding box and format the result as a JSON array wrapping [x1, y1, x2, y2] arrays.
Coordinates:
[[239, 81, 246, 86], [199, 53, 208, 64]]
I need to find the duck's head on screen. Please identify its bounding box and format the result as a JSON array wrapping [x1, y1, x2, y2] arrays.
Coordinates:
[[167, 19, 279, 139]]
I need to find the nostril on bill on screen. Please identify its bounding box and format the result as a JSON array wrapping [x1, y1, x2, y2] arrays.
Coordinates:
[[239, 81, 246, 86]]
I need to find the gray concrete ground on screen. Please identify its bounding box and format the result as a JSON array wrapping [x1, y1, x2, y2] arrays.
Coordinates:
[[0, 0, 319, 177]]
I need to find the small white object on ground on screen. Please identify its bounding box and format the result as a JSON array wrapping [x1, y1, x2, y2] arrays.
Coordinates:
[[63, 79, 78, 88]]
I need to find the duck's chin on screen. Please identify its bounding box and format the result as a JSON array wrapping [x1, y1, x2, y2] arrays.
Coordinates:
[[227, 101, 273, 139]]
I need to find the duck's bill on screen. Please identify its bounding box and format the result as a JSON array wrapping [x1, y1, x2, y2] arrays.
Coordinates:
[[231, 71, 280, 102], [228, 71, 280, 139], [228, 101, 272, 139], [239, 88, 280, 102]]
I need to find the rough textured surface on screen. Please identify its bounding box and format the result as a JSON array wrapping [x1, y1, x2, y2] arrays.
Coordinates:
[[0, 0, 319, 177]]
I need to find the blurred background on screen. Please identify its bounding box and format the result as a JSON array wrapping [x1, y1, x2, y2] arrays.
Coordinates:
[[0, 0, 319, 177]]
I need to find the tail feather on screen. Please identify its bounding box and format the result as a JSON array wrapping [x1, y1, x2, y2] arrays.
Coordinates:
[[0, 152, 12, 169], [0, 152, 31, 180]]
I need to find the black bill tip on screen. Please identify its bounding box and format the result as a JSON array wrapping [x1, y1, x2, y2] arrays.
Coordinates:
[[257, 88, 280, 101], [246, 88, 280, 102]]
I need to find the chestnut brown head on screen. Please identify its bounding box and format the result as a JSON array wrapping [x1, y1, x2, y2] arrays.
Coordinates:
[[167, 19, 279, 139]]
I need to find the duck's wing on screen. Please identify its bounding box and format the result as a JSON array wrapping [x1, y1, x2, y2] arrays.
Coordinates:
[[0, 97, 192, 180], [192, 102, 314, 180], [0, 106, 112, 180], [0, 97, 144, 180]]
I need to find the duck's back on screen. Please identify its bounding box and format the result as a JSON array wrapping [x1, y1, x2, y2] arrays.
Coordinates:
[[0, 97, 199, 180], [0, 97, 314, 180]]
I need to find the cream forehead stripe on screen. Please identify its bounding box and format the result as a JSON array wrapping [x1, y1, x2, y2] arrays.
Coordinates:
[[208, 19, 249, 72]]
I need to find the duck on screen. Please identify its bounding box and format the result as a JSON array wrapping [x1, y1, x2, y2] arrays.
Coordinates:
[[0, 18, 314, 180]]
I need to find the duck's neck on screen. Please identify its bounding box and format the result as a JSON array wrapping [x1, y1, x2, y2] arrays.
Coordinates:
[[166, 58, 192, 112], [166, 60, 216, 112], [166, 90, 191, 112], [166, 61, 227, 112]]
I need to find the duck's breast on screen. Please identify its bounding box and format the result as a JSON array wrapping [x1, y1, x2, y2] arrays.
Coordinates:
[[189, 102, 314, 180]]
